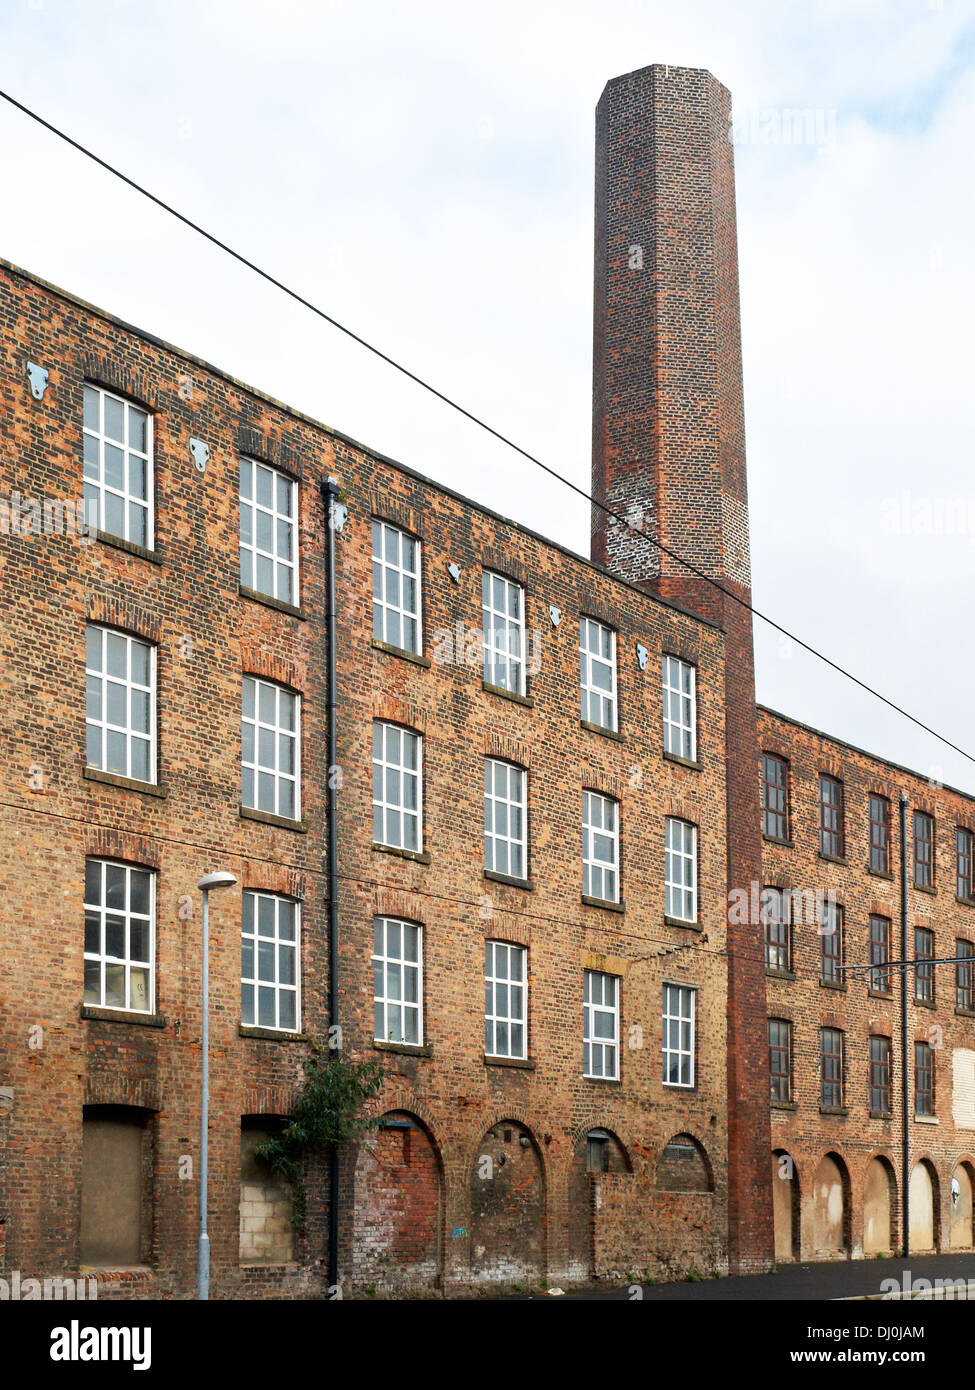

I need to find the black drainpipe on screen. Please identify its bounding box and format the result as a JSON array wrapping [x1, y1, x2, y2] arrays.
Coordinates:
[[899, 793, 909, 1259], [323, 476, 342, 1291]]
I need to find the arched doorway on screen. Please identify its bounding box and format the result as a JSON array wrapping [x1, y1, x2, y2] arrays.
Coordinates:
[[567, 1128, 630, 1280], [949, 1162, 974, 1248], [353, 1111, 442, 1291], [863, 1157, 895, 1255], [909, 1160, 938, 1252], [469, 1120, 544, 1284], [771, 1150, 800, 1262], [810, 1153, 849, 1256]]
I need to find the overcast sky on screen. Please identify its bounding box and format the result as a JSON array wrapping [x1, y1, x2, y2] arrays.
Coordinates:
[[2, 0, 974, 791]]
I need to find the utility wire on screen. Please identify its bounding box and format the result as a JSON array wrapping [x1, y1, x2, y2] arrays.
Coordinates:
[[2, 87, 973, 767]]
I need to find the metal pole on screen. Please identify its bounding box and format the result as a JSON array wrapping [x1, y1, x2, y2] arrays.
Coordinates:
[[324, 477, 341, 1292], [198, 886, 210, 1300], [899, 794, 909, 1259]]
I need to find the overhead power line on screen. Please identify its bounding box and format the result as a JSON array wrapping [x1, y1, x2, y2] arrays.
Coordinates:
[[2, 86, 973, 768]]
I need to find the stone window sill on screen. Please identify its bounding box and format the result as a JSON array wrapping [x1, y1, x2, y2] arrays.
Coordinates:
[[372, 1040, 432, 1058], [868, 867, 894, 880], [914, 997, 936, 1010], [373, 843, 431, 864], [584, 1075, 622, 1086], [482, 681, 533, 708], [581, 720, 625, 743], [84, 767, 167, 798], [372, 639, 431, 668], [663, 750, 701, 771], [240, 806, 308, 832], [766, 968, 796, 982], [93, 530, 164, 565], [665, 915, 701, 931], [238, 584, 305, 619], [819, 979, 847, 992], [868, 989, 895, 1001], [80, 1005, 166, 1028], [956, 896, 975, 910], [582, 894, 624, 914], [956, 1007, 975, 1020], [818, 851, 847, 867], [484, 870, 534, 891], [819, 1106, 849, 1117], [870, 1111, 894, 1121], [239, 1025, 306, 1042], [913, 882, 937, 897], [914, 1114, 938, 1124], [770, 1100, 798, 1112], [763, 834, 794, 849], [483, 1054, 536, 1070]]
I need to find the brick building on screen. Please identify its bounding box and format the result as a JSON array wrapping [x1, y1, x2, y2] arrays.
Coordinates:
[[0, 61, 971, 1298]]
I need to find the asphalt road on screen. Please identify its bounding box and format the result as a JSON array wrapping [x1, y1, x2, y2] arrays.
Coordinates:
[[528, 1251, 975, 1300]]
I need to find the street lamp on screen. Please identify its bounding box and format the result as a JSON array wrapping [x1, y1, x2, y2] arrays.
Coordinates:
[[197, 870, 237, 1301]]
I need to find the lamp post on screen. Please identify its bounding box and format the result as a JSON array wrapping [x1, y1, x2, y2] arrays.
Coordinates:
[[197, 870, 237, 1301]]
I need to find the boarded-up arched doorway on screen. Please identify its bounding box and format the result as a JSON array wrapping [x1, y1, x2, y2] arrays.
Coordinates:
[[810, 1153, 848, 1256], [949, 1163, 974, 1248], [353, 1111, 442, 1291], [863, 1157, 895, 1255], [771, 1150, 799, 1262], [909, 1160, 937, 1252], [567, 1129, 630, 1281], [469, 1120, 544, 1284]]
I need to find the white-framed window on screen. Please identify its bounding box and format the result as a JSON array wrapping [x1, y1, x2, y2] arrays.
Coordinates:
[[584, 969, 619, 1079], [583, 790, 619, 903], [242, 677, 300, 820], [84, 858, 155, 1014], [662, 655, 697, 761], [85, 624, 156, 784], [372, 520, 421, 654], [665, 817, 697, 922], [241, 891, 300, 1032], [485, 940, 527, 1059], [484, 759, 528, 880], [372, 917, 422, 1045], [482, 570, 525, 695], [580, 618, 617, 731], [82, 383, 153, 548], [372, 722, 422, 851], [662, 983, 695, 1088], [239, 457, 298, 605]]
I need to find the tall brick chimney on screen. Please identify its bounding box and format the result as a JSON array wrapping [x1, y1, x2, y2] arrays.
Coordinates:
[[592, 64, 773, 1273]]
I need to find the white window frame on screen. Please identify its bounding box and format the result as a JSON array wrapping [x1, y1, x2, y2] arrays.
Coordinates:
[[83, 858, 155, 1014], [584, 969, 620, 1080], [662, 983, 695, 1088], [238, 457, 299, 605], [372, 917, 423, 1045], [372, 520, 422, 654], [242, 676, 301, 820], [484, 940, 528, 1059], [241, 891, 301, 1033], [580, 618, 618, 731], [372, 722, 422, 852], [665, 817, 697, 923], [484, 759, 528, 880], [82, 383, 153, 548], [662, 655, 697, 762], [482, 570, 526, 695], [85, 624, 156, 784], [583, 790, 619, 903]]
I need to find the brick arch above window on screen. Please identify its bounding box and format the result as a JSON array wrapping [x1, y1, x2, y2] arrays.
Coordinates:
[[81, 355, 158, 411], [84, 830, 160, 870], [242, 1087, 299, 1117], [84, 1074, 162, 1111], [244, 865, 305, 900], [86, 594, 161, 644], [484, 733, 531, 768], [373, 694, 428, 733], [238, 647, 300, 692], [370, 493, 422, 537], [235, 428, 301, 479]]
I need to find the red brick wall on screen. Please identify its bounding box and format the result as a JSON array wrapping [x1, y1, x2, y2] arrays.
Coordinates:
[[760, 707, 975, 1259]]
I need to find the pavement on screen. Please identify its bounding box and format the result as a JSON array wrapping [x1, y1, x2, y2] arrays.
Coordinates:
[[530, 1251, 975, 1300]]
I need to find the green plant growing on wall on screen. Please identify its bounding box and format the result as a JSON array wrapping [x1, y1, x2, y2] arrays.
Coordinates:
[[256, 1047, 387, 1231]]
